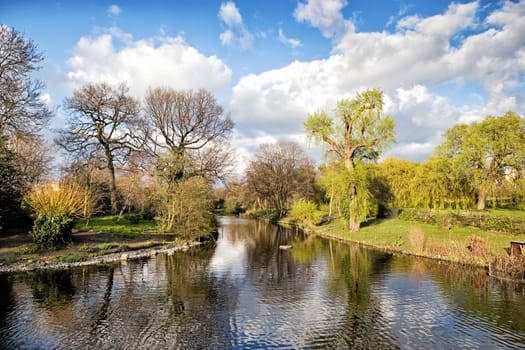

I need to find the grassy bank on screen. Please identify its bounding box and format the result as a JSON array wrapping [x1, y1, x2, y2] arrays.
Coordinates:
[[283, 216, 525, 268], [0, 215, 182, 271]]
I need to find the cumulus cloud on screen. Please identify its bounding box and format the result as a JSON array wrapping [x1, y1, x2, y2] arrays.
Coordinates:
[[219, 1, 242, 26], [65, 32, 232, 98], [220, 29, 235, 46], [294, 0, 348, 38], [218, 1, 253, 49], [231, 0, 525, 162]]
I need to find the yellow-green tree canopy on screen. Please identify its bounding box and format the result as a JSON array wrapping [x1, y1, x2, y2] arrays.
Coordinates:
[[436, 111, 525, 210], [304, 88, 396, 231]]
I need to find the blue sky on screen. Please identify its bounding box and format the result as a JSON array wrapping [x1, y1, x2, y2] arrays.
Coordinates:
[[1, 0, 524, 174]]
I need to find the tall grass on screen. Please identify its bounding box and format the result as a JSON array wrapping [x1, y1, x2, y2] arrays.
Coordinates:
[[25, 179, 88, 217], [25, 179, 90, 249]]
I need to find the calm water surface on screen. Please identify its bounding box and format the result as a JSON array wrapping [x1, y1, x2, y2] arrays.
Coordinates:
[[1, 216, 525, 349]]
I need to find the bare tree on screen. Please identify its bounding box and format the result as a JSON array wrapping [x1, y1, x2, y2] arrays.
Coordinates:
[[143, 87, 234, 182], [10, 131, 52, 187], [246, 141, 316, 218], [56, 82, 141, 213], [0, 25, 51, 139]]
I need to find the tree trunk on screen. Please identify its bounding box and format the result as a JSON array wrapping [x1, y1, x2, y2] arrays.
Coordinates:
[[106, 150, 118, 214], [348, 183, 360, 232], [346, 160, 361, 232], [477, 188, 488, 210]]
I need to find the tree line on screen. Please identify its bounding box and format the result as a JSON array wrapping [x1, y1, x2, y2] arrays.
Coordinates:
[[1, 26, 524, 247]]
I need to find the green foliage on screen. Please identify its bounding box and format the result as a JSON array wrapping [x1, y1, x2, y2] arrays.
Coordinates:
[[14, 244, 39, 255], [317, 161, 350, 217], [0, 136, 26, 230], [74, 215, 157, 235], [53, 253, 86, 263], [30, 212, 74, 249], [78, 245, 94, 253], [247, 209, 280, 221], [157, 176, 215, 239], [305, 88, 396, 231], [437, 112, 525, 210], [98, 242, 122, 251], [399, 208, 525, 234], [290, 199, 321, 225]]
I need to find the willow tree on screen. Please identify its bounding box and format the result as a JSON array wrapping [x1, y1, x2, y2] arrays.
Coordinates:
[[437, 112, 525, 210], [305, 88, 395, 231]]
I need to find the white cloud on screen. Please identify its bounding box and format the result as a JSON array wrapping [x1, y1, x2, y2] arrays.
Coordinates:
[[238, 28, 254, 49], [220, 29, 234, 45], [218, 1, 253, 49], [294, 0, 348, 38], [397, 2, 477, 37], [65, 32, 232, 98], [107, 4, 121, 17], [219, 1, 242, 26], [278, 28, 303, 48], [230, 1, 525, 162]]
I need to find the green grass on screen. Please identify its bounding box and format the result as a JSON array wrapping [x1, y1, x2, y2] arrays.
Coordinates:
[[74, 215, 157, 237], [78, 245, 94, 253], [53, 254, 86, 263], [14, 244, 39, 256], [98, 242, 122, 251], [309, 216, 525, 266]]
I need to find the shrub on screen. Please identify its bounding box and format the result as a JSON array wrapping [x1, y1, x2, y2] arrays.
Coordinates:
[[290, 199, 320, 225], [24, 179, 89, 218], [157, 177, 215, 239], [409, 228, 426, 253], [30, 213, 74, 250], [25, 179, 89, 250], [467, 235, 488, 258]]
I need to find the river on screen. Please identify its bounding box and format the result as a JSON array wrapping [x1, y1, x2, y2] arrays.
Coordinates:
[[0, 216, 524, 349]]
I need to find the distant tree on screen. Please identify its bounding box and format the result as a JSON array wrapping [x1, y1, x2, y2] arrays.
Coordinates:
[[246, 141, 316, 218], [142, 87, 234, 183], [317, 161, 350, 217], [0, 26, 52, 229], [216, 181, 253, 215], [0, 25, 51, 139], [63, 159, 111, 222], [305, 88, 395, 231], [156, 176, 215, 239], [0, 137, 24, 231], [56, 82, 141, 213], [378, 158, 417, 209], [437, 112, 525, 210], [9, 132, 51, 187]]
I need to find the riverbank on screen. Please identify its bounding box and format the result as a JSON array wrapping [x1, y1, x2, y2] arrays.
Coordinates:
[[0, 224, 200, 273], [280, 216, 525, 281], [0, 241, 201, 273]]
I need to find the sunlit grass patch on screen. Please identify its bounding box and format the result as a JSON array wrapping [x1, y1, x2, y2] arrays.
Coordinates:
[[74, 215, 157, 236], [14, 244, 39, 256], [314, 217, 525, 265]]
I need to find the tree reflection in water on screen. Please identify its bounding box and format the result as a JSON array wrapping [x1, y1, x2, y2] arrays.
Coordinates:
[[0, 217, 525, 349]]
